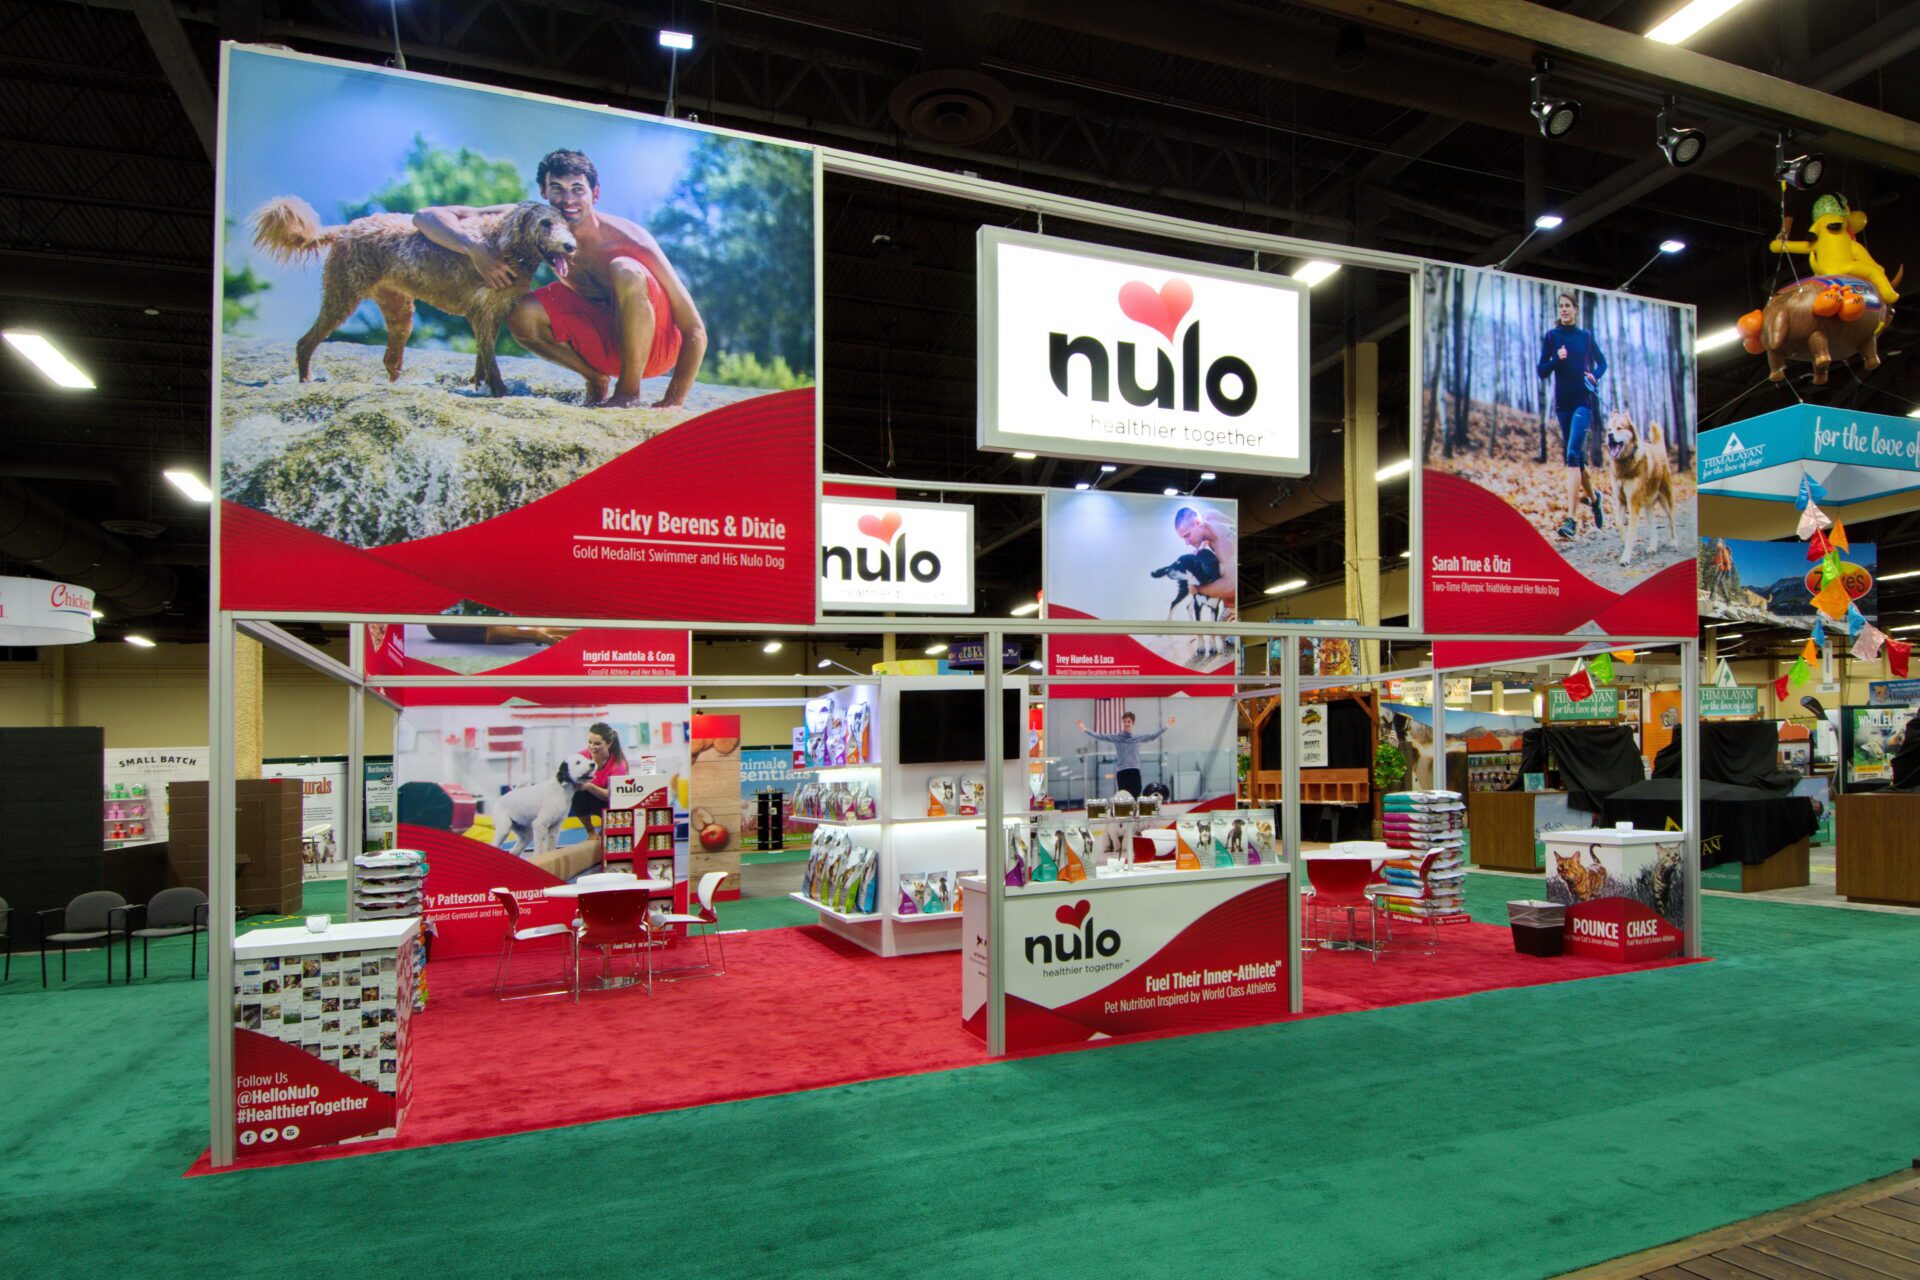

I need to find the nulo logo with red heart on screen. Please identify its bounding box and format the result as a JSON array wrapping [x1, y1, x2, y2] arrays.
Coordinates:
[[1025, 898, 1121, 964], [822, 509, 941, 586], [1047, 276, 1258, 417]]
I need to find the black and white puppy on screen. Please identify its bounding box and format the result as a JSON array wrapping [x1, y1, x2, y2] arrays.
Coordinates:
[[1151, 549, 1230, 660]]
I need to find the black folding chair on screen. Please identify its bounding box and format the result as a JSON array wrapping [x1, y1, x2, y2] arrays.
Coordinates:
[[38, 891, 129, 987]]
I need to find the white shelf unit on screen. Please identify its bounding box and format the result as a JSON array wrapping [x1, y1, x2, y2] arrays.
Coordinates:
[[794, 675, 1031, 957]]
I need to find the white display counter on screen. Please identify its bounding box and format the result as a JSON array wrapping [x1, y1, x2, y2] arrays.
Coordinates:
[[1541, 826, 1685, 961], [231, 917, 420, 1156], [961, 864, 1291, 1051]]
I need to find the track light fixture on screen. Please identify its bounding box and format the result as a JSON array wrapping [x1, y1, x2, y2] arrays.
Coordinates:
[[1529, 57, 1580, 140], [1773, 131, 1825, 190], [1655, 96, 1707, 168]]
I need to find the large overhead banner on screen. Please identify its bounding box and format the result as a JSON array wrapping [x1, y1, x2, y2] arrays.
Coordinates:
[[215, 47, 818, 622], [1044, 488, 1238, 695], [979, 228, 1309, 477], [1420, 266, 1698, 663], [1699, 536, 1877, 630], [1700, 405, 1920, 506]]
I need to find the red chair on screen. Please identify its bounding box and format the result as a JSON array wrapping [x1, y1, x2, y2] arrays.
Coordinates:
[[490, 888, 575, 1000], [1304, 856, 1384, 960], [574, 887, 653, 1001]]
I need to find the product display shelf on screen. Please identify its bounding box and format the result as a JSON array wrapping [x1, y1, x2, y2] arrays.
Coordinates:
[[794, 675, 1030, 957], [349, 849, 426, 923], [1466, 751, 1522, 793], [103, 792, 153, 847]]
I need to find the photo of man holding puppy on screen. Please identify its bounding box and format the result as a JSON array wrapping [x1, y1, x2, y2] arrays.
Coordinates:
[[414, 149, 708, 409]]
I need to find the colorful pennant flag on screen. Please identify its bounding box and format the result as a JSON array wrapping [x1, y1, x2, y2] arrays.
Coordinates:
[[1806, 529, 1830, 561], [1890, 638, 1912, 679], [1853, 624, 1887, 662], [1800, 637, 1820, 665], [1811, 615, 1827, 647], [1797, 501, 1832, 538], [1590, 651, 1615, 685], [1812, 577, 1852, 619], [1830, 519, 1850, 552], [1611, 649, 1638, 665], [1795, 473, 1827, 511], [1788, 657, 1812, 689], [1560, 664, 1594, 703], [1820, 550, 1842, 586], [1774, 670, 1793, 700], [1846, 602, 1867, 635]]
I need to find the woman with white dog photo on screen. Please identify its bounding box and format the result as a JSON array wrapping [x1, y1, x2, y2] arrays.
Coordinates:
[[568, 722, 630, 868]]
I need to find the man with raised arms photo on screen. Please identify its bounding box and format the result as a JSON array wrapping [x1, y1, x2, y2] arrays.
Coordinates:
[[414, 148, 708, 408]]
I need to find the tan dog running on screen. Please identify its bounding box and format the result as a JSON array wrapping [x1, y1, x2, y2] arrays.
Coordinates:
[[1604, 410, 1676, 567], [250, 197, 577, 397]]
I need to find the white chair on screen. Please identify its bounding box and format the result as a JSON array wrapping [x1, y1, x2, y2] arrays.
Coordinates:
[[490, 887, 575, 1000], [650, 872, 729, 979]]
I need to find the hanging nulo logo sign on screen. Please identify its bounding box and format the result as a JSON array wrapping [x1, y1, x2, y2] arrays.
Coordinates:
[[977, 227, 1310, 477], [819, 496, 974, 613]]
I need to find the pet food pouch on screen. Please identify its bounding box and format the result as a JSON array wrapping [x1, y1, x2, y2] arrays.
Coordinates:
[[1175, 816, 1204, 871], [847, 702, 871, 765], [1032, 824, 1063, 882], [858, 851, 879, 914], [1059, 826, 1090, 883], [853, 783, 877, 821], [897, 874, 919, 915], [927, 776, 954, 818], [805, 700, 832, 767], [826, 715, 848, 767], [958, 775, 984, 816], [924, 873, 950, 913]]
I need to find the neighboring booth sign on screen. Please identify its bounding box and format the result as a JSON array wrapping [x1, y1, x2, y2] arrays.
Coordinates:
[[1699, 536, 1876, 629], [1043, 488, 1239, 694], [215, 46, 819, 623], [1543, 827, 1684, 961], [819, 496, 974, 613], [1699, 405, 1920, 505], [1420, 265, 1698, 666], [0, 576, 95, 646], [962, 872, 1291, 1051], [1699, 687, 1760, 718], [1548, 687, 1619, 721], [945, 639, 1023, 669], [1868, 679, 1920, 706], [977, 228, 1309, 477], [262, 757, 349, 873], [104, 747, 209, 844]]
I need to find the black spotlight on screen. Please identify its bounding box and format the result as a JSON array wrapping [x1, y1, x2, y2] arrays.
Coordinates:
[[1655, 95, 1707, 168], [1774, 131, 1826, 190], [1800, 694, 1828, 719], [1529, 57, 1580, 139], [1334, 23, 1368, 72]]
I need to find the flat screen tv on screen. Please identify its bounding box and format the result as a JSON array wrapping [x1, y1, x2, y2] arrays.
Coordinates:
[[897, 689, 1022, 764]]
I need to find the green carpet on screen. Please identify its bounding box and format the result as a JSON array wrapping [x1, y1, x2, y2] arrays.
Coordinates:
[[4, 877, 1917, 1280]]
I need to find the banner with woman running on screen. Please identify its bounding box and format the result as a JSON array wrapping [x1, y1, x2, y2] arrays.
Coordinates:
[[1420, 265, 1698, 664]]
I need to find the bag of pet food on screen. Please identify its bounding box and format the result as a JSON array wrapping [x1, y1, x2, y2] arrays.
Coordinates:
[[1059, 826, 1091, 883], [1175, 816, 1204, 871], [927, 776, 954, 817], [958, 776, 984, 816], [847, 702, 871, 765]]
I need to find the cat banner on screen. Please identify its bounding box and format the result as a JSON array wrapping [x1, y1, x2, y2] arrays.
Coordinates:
[[1543, 827, 1684, 961]]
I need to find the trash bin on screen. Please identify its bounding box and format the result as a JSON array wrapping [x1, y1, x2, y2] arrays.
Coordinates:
[[1506, 899, 1565, 956]]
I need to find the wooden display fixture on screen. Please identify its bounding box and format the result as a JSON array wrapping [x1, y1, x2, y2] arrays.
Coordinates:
[[1835, 792, 1920, 906], [1466, 789, 1542, 872], [1240, 688, 1378, 808]]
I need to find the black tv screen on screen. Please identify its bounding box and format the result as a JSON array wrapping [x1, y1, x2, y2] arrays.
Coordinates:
[[897, 689, 1022, 764]]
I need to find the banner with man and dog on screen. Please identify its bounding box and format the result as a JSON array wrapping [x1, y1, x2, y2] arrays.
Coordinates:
[[1043, 489, 1239, 697], [1419, 265, 1699, 664], [214, 46, 818, 623]]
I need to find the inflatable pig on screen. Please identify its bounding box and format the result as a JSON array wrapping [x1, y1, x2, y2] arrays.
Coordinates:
[[1738, 276, 1889, 385]]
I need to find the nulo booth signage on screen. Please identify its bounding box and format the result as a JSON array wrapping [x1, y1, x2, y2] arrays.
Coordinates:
[[819, 496, 974, 613], [214, 47, 819, 623], [978, 228, 1309, 477]]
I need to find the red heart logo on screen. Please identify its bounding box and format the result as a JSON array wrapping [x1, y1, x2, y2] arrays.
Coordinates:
[[1117, 278, 1194, 343], [1055, 899, 1091, 929], [856, 511, 902, 543]]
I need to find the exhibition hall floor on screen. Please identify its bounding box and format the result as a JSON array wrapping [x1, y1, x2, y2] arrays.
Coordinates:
[[7, 877, 1919, 1280]]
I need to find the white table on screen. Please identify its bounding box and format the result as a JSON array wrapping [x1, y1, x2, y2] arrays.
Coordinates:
[[542, 877, 672, 992], [1302, 849, 1390, 953]]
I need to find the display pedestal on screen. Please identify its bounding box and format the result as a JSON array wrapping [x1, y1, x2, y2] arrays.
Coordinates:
[[1702, 840, 1810, 893], [1467, 790, 1545, 872], [962, 866, 1291, 1052], [1836, 793, 1920, 905]]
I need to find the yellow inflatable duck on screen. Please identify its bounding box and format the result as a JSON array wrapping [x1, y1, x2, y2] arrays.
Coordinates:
[[1770, 194, 1902, 305]]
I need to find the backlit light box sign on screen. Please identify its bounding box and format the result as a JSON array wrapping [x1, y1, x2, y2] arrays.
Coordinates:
[[977, 227, 1310, 477], [819, 495, 974, 613]]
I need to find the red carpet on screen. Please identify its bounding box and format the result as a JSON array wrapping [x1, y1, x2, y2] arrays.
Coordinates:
[[193, 921, 1698, 1174]]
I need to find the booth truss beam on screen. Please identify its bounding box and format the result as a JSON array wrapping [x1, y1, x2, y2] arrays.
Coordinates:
[[229, 611, 1685, 648], [234, 619, 366, 688], [823, 473, 1055, 497]]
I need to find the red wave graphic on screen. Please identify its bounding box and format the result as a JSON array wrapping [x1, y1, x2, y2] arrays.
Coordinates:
[[1045, 603, 1237, 698], [396, 627, 690, 707], [233, 1030, 397, 1153], [222, 390, 816, 622], [1423, 469, 1693, 667]]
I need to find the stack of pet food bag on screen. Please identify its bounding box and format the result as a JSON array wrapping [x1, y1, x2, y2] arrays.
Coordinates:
[[1372, 790, 1469, 926]]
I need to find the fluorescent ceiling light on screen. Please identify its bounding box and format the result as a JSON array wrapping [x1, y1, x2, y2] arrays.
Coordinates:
[[1400, 549, 1412, 559], [1534, 213, 1565, 230], [1645, 0, 1746, 45], [762, 641, 783, 654], [1263, 578, 1309, 596], [1099, 464, 1118, 473], [924, 643, 949, 655], [1012, 451, 1037, 460], [1291, 260, 1341, 287], [1375, 458, 1412, 482], [162, 469, 214, 502], [1695, 326, 1743, 354], [125, 635, 156, 648], [1010, 600, 1041, 616], [1889, 624, 1920, 633], [1877, 569, 1920, 581], [3, 332, 94, 389], [1909, 409, 1920, 419], [1716, 633, 1744, 641], [658, 29, 694, 50], [1074, 481, 1091, 490]]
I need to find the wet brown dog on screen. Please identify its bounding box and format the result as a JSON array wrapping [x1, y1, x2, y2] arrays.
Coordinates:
[[1604, 410, 1677, 567], [250, 197, 576, 396]]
